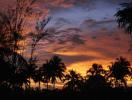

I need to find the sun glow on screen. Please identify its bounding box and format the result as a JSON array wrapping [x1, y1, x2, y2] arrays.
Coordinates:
[[67, 60, 111, 76]]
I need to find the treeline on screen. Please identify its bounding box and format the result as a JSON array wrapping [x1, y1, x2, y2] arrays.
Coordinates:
[[0, 53, 132, 99], [1, 49, 131, 90]]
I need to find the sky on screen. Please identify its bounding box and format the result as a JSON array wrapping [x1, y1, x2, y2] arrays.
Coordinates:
[[0, 0, 132, 76]]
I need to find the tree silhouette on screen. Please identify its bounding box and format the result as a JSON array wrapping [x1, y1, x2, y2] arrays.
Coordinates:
[[50, 56, 66, 89], [9, 52, 29, 88], [85, 75, 108, 91], [0, 0, 38, 89], [116, 2, 132, 34], [32, 67, 44, 89], [42, 56, 66, 89], [41, 60, 51, 90], [85, 63, 108, 91], [108, 57, 131, 88], [115, 2, 132, 52], [27, 18, 51, 88], [28, 17, 51, 65], [0, 48, 12, 86], [0, 47, 29, 89], [0, 0, 37, 52], [87, 63, 105, 76], [26, 63, 37, 88], [63, 70, 83, 92]]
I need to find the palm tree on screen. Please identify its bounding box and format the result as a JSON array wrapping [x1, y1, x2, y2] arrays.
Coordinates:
[[42, 56, 66, 89], [85, 64, 108, 90], [116, 2, 132, 35], [26, 63, 37, 88], [41, 60, 51, 90], [49, 56, 66, 89], [27, 18, 51, 88], [63, 70, 83, 92], [0, 47, 29, 88], [87, 63, 105, 76], [0, 50, 12, 85], [9, 52, 29, 88], [85, 75, 108, 91], [32, 67, 43, 89], [108, 57, 131, 88]]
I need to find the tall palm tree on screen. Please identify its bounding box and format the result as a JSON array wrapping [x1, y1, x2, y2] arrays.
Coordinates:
[[116, 2, 132, 35], [26, 63, 37, 88], [32, 67, 43, 89], [85, 64, 108, 90], [0, 49, 12, 85], [0, 47, 29, 88], [9, 52, 29, 88], [27, 18, 51, 88], [42, 56, 66, 89], [87, 63, 105, 76], [63, 70, 83, 92], [41, 60, 51, 90], [108, 57, 131, 88], [50, 56, 66, 89]]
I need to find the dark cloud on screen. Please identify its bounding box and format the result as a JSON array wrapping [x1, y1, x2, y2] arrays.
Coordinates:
[[55, 54, 101, 65], [71, 34, 85, 45], [81, 19, 116, 30], [53, 17, 71, 29]]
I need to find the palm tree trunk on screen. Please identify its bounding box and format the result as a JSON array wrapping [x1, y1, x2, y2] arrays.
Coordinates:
[[39, 81, 41, 89], [29, 77, 31, 88], [47, 82, 48, 90], [122, 79, 127, 89], [53, 82, 55, 89]]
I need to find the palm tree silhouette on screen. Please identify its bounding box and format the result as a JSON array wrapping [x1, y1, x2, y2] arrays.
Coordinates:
[[41, 60, 51, 90], [87, 63, 105, 76], [42, 56, 66, 89], [85, 74, 108, 91], [27, 18, 51, 88], [0, 49, 12, 85], [49, 56, 66, 89], [26, 63, 37, 88], [85, 64, 108, 90], [9, 52, 29, 88], [108, 57, 131, 88], [32, 67, 43, 89], [63, 70, 83, 92], [116, 2, 132, 34], [0, 47, 29, 88]]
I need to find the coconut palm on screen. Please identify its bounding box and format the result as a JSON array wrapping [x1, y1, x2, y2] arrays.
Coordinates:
[[87, 63, 105, 76], [108, 57, 131, 88], [49, 56, 66, 89], [32, 67, 44, 89], [0, 47, 29, 88], [85, 64, 108, 90], [0, 50, 12, 85], [9, 52, 29, 88], [42, 56, 66, 89], [27, 18, 51, 88], [41, 60, 51, 89], [63, 70, 83, 92], [116, 2, 132, 34]]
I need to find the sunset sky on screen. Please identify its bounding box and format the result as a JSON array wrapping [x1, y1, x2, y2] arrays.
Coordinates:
[[1, 0, 132, 76]]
